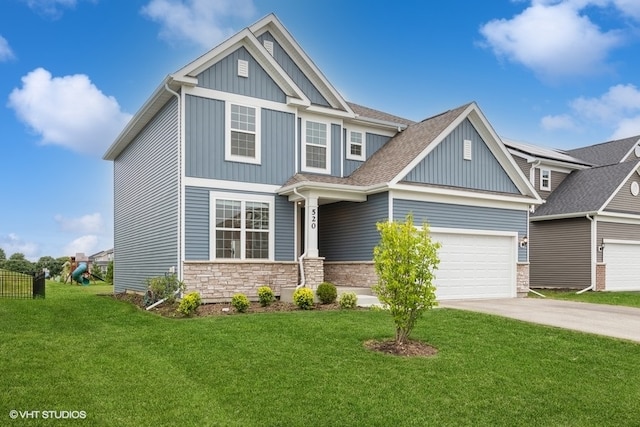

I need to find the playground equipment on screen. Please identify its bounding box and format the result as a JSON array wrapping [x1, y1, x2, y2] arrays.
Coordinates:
[[66, 255, 105, 285], [71, 262, 91, 285]]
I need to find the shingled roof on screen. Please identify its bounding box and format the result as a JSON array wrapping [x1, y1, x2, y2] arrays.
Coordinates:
[[567, 135, 640, 166], [347, 102, 416, 128], [532, 160, 640, 218]]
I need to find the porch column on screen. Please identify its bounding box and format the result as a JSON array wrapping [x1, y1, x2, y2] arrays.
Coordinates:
[[306, 195, 319, 257]]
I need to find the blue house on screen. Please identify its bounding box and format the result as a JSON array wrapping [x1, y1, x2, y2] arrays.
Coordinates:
[[103, 14, 541, 302]]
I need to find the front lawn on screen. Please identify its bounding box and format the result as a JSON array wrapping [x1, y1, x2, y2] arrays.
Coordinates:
[[536, 289, 640, 308], [1, 282, 639, 426]]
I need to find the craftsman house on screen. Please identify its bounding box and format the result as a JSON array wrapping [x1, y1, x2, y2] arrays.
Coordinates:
[[506, 136, 640, 292], [104, 13, 541, 302]]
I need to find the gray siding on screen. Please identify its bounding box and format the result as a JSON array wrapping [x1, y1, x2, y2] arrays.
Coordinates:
[[185, 95, 296, 184], [113, 98, 179, 293], [512, 154, 529, 177], [534, 167, 570, 199], [344, 133, 391, 176], [184, 187, 209, 260], [331, 123, 342, 176], [184, 187, 295, 262], [604, 174, 640, 213], [319, 192, 389, 261], [597, 221, 640, 262], [197, 47, 286, 103], [257, 32, 330, 107], [530, 218, 591, 288], [393, 199, 528, 262], [404, 119, 519, 194]]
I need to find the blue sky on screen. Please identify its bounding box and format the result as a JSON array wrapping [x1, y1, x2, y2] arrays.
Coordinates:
[[1, 0, 640, 260]]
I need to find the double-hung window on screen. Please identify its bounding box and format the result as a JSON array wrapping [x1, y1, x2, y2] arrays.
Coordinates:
[[302, 119, 330, 173], [346, 129, 365, 161], [226, 103, 261, 164], [210, 193, 273, 260], [540, 168, 551, 191]]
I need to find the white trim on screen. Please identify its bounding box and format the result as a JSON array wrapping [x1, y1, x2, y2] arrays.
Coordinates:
[[225, 101, 261, 165], [301, 116, 331, 174], [345, 127, 366, 161], [184, 176, 280, 193], [596, 213, 640, 225], [599, 160, 640, 213], [619, 139, 640, 163], [183, 86, 297, 114], [540, 168, 551, 191], [430, 227, 518, 238], [209, 191, 275, 261], [603, 238, 640, 245], [389, 185, 538, 210]]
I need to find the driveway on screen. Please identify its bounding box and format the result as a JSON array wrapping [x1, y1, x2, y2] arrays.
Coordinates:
[[440, 298, 640, 343]]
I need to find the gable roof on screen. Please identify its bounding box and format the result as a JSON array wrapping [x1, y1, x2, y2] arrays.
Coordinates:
[[531, 160, 640, 218], [566, 135, 640, 166]]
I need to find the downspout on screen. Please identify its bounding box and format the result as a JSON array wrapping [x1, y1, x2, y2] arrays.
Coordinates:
[[529, 160, 541, 186], [164, 82, 183, 298], [292, 187, 308, 289], [577, 214, 595, 294], [146, 288, 181, 311]]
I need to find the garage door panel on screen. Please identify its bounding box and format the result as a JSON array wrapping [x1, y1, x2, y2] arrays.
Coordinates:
[[432, 232, 516, 300], [604, 242, 640, 291]]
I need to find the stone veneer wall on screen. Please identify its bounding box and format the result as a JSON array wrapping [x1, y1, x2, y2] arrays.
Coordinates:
[[517, 262, 529, 297], [301, 257, 325, 289], [183, 261, 298, 302], [324, 262, 377, 288], [596, 263, 606, 291]]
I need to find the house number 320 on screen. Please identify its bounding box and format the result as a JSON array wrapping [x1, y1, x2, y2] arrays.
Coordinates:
[[310, 208, 317, 229]]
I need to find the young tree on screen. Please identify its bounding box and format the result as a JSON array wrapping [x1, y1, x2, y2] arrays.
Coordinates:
[[4, 253, 35, 275], [105, 260, 113, 284], [373, 214, 440, 346], [0, 248, 5, 269]]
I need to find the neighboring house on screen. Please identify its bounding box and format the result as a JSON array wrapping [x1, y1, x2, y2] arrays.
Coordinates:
[[89, 248, 114, 271], [506, 136, 640, 292], [103, 13, 541, 302]]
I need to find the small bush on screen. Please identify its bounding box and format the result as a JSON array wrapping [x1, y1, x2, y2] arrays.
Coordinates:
[[293, 287, 314, 310], [177, 292, 202, 316], [257, 286, 275, 307], [231, 293, 250, 313], [339, 292, 358, 309], [145, 274, 183, 304], [316, 282, 337, 304]]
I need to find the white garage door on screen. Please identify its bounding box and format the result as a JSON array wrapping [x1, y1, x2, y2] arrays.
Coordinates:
[[603, 241, 640, 291], [431, 231, 516, 300]]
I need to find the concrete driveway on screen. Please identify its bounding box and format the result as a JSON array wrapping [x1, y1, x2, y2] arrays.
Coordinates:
[[440, 298, 640, 343]]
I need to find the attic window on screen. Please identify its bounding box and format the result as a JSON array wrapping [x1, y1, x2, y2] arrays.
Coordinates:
[[237, 59, 249, 78], [263, 40, 274, 56], [463, 139, 472, 161], [540, 168, 551, 191]]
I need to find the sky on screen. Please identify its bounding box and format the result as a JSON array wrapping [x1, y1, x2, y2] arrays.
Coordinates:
[[1, 0, 640, 261]]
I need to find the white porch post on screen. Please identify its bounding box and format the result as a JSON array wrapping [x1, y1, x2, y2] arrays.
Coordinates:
[[306, 195, 319, 258]]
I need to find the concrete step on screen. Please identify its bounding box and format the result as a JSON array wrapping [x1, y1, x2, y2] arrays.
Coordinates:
[[355, 294, 385, 308]]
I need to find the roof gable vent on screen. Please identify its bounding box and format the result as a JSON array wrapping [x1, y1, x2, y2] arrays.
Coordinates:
[[463, 139, 472, 161], [263, 40, 274, 56], [237, 59, 249, 78]]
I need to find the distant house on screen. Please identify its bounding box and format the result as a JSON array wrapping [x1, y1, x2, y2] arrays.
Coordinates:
[[506, 136, 640, 292], [103, 13, 541, 302], [89, 248, 114, 271]]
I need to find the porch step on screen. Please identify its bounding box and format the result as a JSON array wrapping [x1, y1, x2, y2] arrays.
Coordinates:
[[354, 294, 384, 308]]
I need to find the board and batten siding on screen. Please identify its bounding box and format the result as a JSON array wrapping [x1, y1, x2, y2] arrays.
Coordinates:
[[184, 187, 295, 261], [197, 46, 286, 103], [344, 133, 391, 176], [393, 199, 528, 262], [529, 218, 591, 288], [596, 221, 640, 263], [404, 119, 519, 194], [185, 95, 296, 185], [113, 98, 179, 293], [319, 192, 389, 261], [604, 173, 640, 213], [256, 32, 330, 107]]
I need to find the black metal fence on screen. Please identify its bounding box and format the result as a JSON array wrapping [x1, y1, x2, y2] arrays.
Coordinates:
[[0, 270, 46, 299]]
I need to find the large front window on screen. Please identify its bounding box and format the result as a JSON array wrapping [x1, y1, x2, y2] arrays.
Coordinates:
[[226, 103, 261, 164], [303, 119, 330, 173], [211, 194, 272, 260]]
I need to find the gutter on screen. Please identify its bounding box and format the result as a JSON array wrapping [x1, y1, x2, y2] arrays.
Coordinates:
[[577, 214, 596, 294]]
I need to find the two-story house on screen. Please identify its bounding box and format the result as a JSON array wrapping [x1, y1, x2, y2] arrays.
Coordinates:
[[104, 14, 541, 302]]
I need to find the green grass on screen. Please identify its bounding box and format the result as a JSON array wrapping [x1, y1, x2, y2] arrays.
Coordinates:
[[536, 289, 640, 308], [1, 282, 640, 426]]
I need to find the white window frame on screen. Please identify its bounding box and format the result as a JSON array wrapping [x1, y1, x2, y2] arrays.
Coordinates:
[[540, 168, 551, 191], [209, 192, 274, 261], [346, 128, 366, 161], [301, 117, 331, 174], [225, 102, 261, 165]]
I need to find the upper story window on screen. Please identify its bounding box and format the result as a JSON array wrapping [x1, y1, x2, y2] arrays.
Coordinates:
[[226, 103, 261, 165], [540, 168, 551, 191], [302, 119, 330, 174], [347, 129, 365, 161]]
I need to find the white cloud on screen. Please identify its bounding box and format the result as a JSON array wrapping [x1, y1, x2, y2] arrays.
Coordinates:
[[141, 0, 257, 48], [7, 68, 132, 156], [0, 233, 39, 259], [611, 116, 640, 139], [612, 0, 640, 20], [541, 114, 579, 131], [63, 235, 99, 256], [480, 1, 624, 79], [55, 213, 105, 234], [0, 35, 15, 61], [22, 0, 95, 19]]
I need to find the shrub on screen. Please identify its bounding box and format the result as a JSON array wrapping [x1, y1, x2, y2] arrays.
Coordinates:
[[231, 293, 250, 313], [177, 292, 202, 316], [316, 282, 337, 304], [293, 287, 314, 310], [339, 292, 358, 309], [144, 274, 184, 304], [257, 286, 275, 307]]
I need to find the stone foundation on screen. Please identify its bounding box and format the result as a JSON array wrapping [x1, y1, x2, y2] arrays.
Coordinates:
[[324, 261, 377, 288], [301, 257, 325, 289], [596, 263, 606, 291], [517, 262, 530, 297], [183, 261, 298, 302]]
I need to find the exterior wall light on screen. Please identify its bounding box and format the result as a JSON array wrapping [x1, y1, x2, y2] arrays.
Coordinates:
[[519, 236, 528, 248]]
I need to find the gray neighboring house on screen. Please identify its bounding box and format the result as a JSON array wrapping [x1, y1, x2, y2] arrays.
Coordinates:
[[103, 13, 541, 302], [506, 136, 640, 291], [89, 248, 114, 271]]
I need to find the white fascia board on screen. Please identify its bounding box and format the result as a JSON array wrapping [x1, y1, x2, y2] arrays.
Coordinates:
[[348, 116, 408, 135], [602, 238, 640, 245], [184, 177, 281, 194], [280, 183, 367, 203], [596, 211, 640, 224], [598, 160, 640, 214], [619, 138, 640, 163], [304, 104, 355, 119], [529, 212, 597, 221], [184, 86, 298, 114]]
